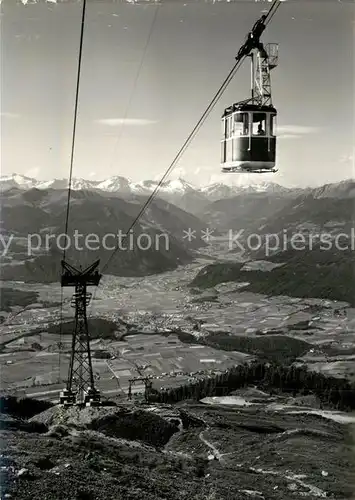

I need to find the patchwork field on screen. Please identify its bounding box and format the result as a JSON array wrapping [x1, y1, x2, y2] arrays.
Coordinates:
[[2, 255, 355, 401]]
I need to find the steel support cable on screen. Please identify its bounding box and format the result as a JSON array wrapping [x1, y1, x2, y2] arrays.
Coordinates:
[[107, 4, 160, 173], [99, 1, 280, 275], [59, 0, 87, 382], [265, 0, 281, 24], [87, 0, 281, 315], [101, 57, 246, 275], [86, 58, 243, 316]]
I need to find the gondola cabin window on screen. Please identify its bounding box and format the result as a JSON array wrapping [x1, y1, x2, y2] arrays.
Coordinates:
[[251, 112, 267, 136], [247, 112, 277, 137], [269, 113, 277, 136], [227, 116, 233, 138], [234, 112, 249, 136], [221, 118, 226, 139]]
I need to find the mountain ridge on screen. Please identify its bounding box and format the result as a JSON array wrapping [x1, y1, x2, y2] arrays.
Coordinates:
[[2, 173, 355, 201], [0, 173, 294, 199]]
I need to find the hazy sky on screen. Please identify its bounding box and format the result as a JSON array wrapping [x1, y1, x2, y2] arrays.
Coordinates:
[[1, 0, 354, 187]]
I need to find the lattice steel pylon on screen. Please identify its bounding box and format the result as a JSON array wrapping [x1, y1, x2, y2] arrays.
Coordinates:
[[59, 260, 101, 407], [250, 42, 278, 107], [128, 377, 153, 402]]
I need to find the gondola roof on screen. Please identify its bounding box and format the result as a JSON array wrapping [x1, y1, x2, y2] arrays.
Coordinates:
[[222, 102, 277, 118]]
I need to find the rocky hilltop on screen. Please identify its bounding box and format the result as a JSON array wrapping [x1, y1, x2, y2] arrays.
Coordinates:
[[1, 395, 354, 500]]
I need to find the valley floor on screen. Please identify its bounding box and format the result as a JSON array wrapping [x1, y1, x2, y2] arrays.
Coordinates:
[[1, 248, 355, 399], [1, 249, 355, 401]]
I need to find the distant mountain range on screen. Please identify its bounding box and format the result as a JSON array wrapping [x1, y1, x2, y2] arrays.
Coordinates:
[[1, 174, 355, 292], [0, 172, 290, 199], [200, 179, 355, 231], [4, 173, 354, 216], [3, 174, 355, 197], [0, 173, 286, 194], [191, 178, 355, 305], [0, 173, 300, 215]]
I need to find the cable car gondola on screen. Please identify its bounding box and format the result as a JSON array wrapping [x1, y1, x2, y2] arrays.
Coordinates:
[[221, 23, 279, 174]]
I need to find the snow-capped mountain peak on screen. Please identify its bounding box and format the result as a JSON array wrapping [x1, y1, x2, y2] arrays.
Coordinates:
[[160, 178, 197, 193], [128, 177, 197, 195], [96, 176, 131, 192], [35, 178, 98, 191], [0, 173, 38, 190]]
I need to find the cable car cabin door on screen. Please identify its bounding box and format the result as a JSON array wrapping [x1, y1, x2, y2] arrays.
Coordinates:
[[221, 108, 277, 173]]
